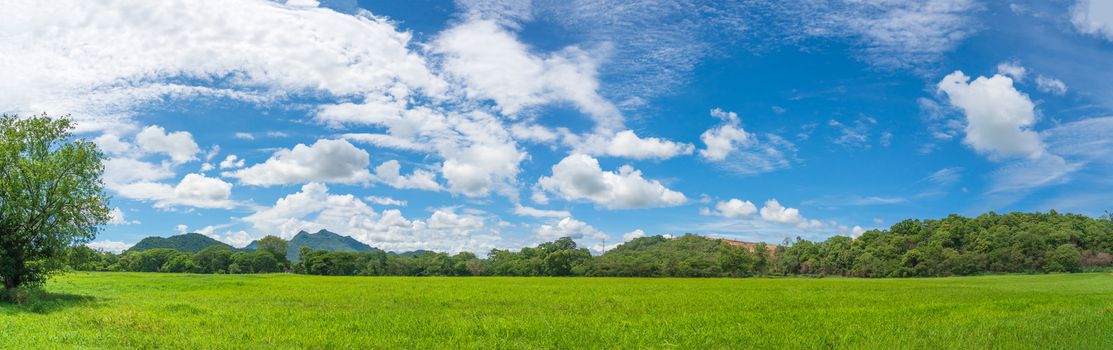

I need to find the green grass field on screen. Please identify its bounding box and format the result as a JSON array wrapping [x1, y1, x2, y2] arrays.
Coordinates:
[[2, 273, 1112, 349]]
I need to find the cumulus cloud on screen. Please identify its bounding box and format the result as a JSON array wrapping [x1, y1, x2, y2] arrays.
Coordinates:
[[103, 157, 174, 187], [0, 0, 443, 131], [135, 125, 201, 164], [337, 110, 526, 198], [113, 173, 236, 209], [937, 71, 1043, 159], [538, 154, 687, 209], [759, 199, 803, 224], [219, 155, 245, 169], [1071, 0, 1113, 41], [534, 217, 607, 240], [432, 19, 621, 129], [243, 183, 499, 252], [759, 199, 822, 229], [373, 160, 441, 191], [227, 139, 373, 186], [622, 229, 646, 241], [707, 198, 758, 218], [86, 240, 133, 253], [107, 207, 139, 225], [996, 61, 1026, 81], [94, 133, 132, 155], [574, 130, 694, 160], [699, 108, 750, 161], [699, 108, 794, 174]]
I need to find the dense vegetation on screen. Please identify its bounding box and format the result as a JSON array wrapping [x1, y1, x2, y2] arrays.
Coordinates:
[[70, 211, 1113, 278], [4, 272, 1112, 348]]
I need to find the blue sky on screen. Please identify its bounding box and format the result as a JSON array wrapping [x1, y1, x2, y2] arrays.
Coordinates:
[[3, 0, 1112, 254]]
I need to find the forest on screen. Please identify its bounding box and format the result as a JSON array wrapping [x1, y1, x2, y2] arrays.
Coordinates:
[[66, 211, 1113, 278]]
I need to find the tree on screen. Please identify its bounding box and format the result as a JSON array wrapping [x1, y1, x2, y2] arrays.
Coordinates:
[[255, 235, 289, 265], [1, 114, 110, 296], [1046, 244, 1082, 273], [193, 245, 234, 274]]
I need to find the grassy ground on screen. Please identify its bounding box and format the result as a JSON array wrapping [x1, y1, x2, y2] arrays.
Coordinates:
[[1, 272, 1111, 349]]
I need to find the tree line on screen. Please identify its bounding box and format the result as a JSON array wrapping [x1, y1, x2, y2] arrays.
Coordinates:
[[68, 211, 1113, 277]]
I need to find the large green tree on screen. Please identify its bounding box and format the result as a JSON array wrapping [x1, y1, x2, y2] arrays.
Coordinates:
[[255, 235, 289, 265], [0, 114, 110, 295]]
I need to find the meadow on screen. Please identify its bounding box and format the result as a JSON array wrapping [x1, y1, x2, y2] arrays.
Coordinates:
[[2, 272, 1112, 349]]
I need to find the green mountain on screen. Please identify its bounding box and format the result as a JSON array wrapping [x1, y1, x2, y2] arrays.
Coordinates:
[[246, 229, 378, 262], [127, 233, 234, 254]]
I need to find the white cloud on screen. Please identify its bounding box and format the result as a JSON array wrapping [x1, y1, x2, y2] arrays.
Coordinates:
[[234, 132, 255, 140], [0, 0, 443, 131], [699, 108, 750, 161], [243, 183, 499, 252], [937, 71, 1044, 159], [699, 108, 794, 174], [530, 188, 550, 205], [759, 199, 801, 224], [337, 110, 526, 198], [538, 154, 687, 209], [708, 198, 758, 219], [509, 123, 561, 143], [534, 217, 606, 240], [513, 205, 571, 218], [851, 225, 867, 238], [227, 139, 373, 186], [113, 173, 235, 209], [219, 154, 245, 169], [1035, 76, 1068, 95], [365, 196, 407, 206], [622, 229, 646, 241], [135, 125, 201, 164], [93, 133, 132, 155], [432, 19, 621, 130], [86, 240, 133, 253], [373, 160, 440, 191], [104, 157, 174, 186], [1072, 0, 1113, 41], [578, 130, 694, 160], [107, 207, 139, 225], [996, 61, 1026, 81]]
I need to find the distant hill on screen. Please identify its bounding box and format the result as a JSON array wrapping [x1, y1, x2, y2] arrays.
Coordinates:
[[127, 233, 234, 254], [246, 229, 378, 262], [396, 250, 435, 257]]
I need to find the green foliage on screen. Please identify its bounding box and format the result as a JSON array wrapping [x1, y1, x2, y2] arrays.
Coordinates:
[[192, 245, 234, 274], [773, 211, 1113, 277], [65, 211, 1113, 278], [255, 235, 289, 265], [0, 114, 110, 294], [230, 251, 279, 274]]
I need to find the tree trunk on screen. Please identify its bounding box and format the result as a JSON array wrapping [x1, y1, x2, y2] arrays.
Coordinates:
[[3, 274, 20, 290]]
